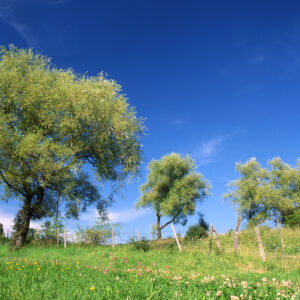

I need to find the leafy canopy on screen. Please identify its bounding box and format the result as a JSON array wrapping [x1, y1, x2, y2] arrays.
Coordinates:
[[0, 45, 144, 220], [136, 153, 210, 225], [224, 157, 300, 225]]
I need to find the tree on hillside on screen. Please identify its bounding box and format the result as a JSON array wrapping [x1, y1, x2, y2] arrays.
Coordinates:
[[259, 158, 300, 223], [223, 158, 269, 226], [135, 153, 210, 239], [0, 223, 3, 237], [224, 157, 300, 226], [0, 45, 144, 248]]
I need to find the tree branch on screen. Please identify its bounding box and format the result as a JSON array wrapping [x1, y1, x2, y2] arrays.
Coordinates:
[[160, 212, 181, 230], [0, 170, 27, 197]]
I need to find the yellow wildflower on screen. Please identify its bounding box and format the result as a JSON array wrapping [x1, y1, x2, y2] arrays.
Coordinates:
[[90, 286, 95, 291]]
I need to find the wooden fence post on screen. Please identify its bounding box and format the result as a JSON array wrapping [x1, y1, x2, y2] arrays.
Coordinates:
[[57, 228, 60, 246], [64, 228, 67, 249], [112, 225, 115, 249], [171, 223, 182, 252], [234, 217, 242, 254], [211, 224, 222, 252], [137, 232, 141, 241], [277, 219, 287, 270], [255, 226, 266, 262], [208, 224, 213, 255]]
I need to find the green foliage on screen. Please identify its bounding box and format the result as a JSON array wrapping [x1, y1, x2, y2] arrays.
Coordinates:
[[224, 157, 300, 226], [284, 208, 300, 227], [185, 213, 209, 240], [76, 222, 113, 246], [129, 237, 150, 252], [0, 45, 144, 246], [0, 223, 3, 237], [223, 158, 269, 225], [136, 153, 210, 238]]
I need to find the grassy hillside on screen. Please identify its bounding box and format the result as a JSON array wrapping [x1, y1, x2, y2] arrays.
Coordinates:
[[0, 227, 299, 299]]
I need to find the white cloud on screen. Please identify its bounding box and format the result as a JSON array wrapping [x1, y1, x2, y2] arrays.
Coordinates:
[[195, 136, 225, 165], [108, 208, 150, 223], [0, 208, 40, 234], [0, 0, 36, 46], [251, 55, 265, 65], [0, 0, 67, 46], [173, 115, 189, 126], [79, 207, 150, 224]]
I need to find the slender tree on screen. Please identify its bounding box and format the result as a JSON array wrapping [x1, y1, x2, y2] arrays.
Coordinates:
[[136, 153, 210, 239], [0, 45, 144, 247], [223, 158, 269, 226], [0, 223, 3, 237], [224, 157, 300, 226], [260, 158, 300, 223]]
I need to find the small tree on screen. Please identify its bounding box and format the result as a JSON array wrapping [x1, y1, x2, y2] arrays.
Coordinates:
[[262, 158, 300, 223], [224, 157, 300, 226], [223, 158, 269, 226], [136, 153, 210, 239], [185, 213, 209, 240], [0, 223, 3, 237], [76, 219, 115, 245]]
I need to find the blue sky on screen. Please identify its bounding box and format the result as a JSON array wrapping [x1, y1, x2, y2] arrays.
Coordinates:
[[0, 0, 300, 240]]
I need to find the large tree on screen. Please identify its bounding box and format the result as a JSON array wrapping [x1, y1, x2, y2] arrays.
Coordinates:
[[0, 45, 144, 247], [136, 153, 210, 239]]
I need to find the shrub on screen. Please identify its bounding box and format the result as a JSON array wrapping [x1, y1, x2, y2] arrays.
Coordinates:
[[284, 209, 300, 228], [130, 237, 150, 252], [76, 222, 112, 246], [185, 213, 209, 240]]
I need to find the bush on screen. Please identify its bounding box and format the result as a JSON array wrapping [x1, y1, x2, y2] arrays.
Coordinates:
[[185, 225, 208, 240], [130, 237, 150, 252], [185, 213, 209, 240], [76, 222, 112, 246], [284, 209, 300, 228]]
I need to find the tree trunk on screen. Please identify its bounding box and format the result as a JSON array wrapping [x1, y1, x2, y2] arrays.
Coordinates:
[[14, 197, 32, 248], [156, 213, 162, 240]]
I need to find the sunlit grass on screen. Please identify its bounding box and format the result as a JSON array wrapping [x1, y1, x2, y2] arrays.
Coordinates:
[[0, 227, 299, 299]]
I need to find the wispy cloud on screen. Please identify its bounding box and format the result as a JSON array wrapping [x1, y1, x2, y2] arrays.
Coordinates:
[[80, 208, 150, 224], [108, 208, 150, 223], [194, 136, 225, 165], [0, 0, 36, 46], [173, 115, 189, 126], [251, 54, 266, 65], [0, 208, 40, 233], [0, 0, 68, 46]]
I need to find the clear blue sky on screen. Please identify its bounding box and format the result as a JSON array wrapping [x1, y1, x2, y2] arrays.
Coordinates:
[[0, 0, 300, 240]]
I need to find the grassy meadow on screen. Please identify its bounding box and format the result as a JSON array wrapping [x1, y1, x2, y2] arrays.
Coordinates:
[[0, 227, 299, 299]]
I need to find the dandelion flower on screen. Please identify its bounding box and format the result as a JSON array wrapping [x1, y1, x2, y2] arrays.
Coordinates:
[[90, 286, 95, 291]]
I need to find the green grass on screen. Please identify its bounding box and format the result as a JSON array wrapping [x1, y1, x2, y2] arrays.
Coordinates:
[[0, 227, 299, 299]]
